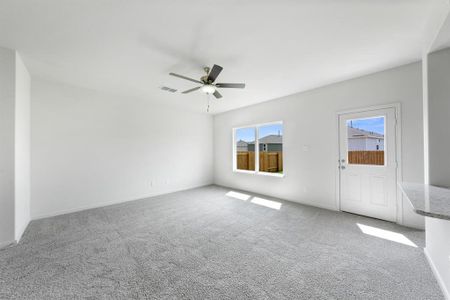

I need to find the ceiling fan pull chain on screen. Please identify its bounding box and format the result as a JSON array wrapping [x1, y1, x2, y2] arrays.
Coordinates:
[[206, 94, 211, 113]]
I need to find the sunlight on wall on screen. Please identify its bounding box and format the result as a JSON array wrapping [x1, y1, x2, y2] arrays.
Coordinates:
[[226, 191, 251, 201], [357, 223, 417, 247], [251, 197, 282, 210]]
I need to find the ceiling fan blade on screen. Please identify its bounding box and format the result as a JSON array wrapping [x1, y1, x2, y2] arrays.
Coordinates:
[[207, 64, 223, 83], [182, 86, 202, 94], [169, 73, 203, 84], [213, 90, 222, 99], [216, 83, 245, 89]]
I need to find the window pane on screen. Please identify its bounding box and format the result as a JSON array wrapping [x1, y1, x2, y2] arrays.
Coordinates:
[[347, 117, 385, 165], [258, 123, 283, 173], [235, 127, 255, 171]]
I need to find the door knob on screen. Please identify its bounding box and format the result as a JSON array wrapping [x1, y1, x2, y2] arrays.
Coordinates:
[[340, 166, 346, 170]]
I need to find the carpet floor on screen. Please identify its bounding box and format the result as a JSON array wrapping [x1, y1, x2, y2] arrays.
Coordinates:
[[0, 185, 443, 299]]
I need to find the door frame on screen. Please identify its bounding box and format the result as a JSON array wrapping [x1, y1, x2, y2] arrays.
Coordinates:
[[335, 103, 403, 224]]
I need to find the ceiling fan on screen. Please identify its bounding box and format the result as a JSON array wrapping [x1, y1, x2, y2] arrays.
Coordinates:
[[169, 64, 245, 99]]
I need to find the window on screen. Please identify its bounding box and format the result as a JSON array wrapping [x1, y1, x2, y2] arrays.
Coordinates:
[[235, 127, 256, 171], [346, 116, 385, 165], [233, 122, 283, 176]]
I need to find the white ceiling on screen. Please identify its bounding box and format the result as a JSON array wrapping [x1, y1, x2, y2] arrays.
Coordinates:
[[0, 0, 439, 114], [431, 11, 450, 52]]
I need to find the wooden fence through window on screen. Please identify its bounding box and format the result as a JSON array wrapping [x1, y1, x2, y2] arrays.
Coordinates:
[[348, 151, 384, 165], [237, 151, 283, 172]]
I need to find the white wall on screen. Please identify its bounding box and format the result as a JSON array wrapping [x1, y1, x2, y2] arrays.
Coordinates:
[[214, 62, 424, 228], [31, 79, 213, 219], [0, 48, 31, 247], [428, 47, 450, 188], [425, 217, 450, 299], [0, 48, 16, 246], [425, 46, 450, 299], [14, 53, 31, 241]]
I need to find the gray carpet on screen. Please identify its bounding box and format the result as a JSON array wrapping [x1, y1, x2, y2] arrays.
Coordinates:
[[0, 185, 443, 299]]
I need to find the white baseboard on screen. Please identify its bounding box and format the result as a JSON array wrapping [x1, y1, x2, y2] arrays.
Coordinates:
[[31, 182, 213, 220], [32, 197, 148, 220], [0, 219, 30, 249], [213, 183, 338, 212], [424, 248, 450, 300], [0, 240, 17, 250], [15, 218, 30, 242]]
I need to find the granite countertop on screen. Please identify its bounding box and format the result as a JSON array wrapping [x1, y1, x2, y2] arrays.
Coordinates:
[[399, 182, 450, 220]]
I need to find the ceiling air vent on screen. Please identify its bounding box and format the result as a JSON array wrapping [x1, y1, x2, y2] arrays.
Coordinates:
[[160, 86, 177, 93]]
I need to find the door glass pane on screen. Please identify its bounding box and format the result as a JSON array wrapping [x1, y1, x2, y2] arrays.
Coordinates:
[[258, 123, 283, 174], [235, 127, 256, 171], [346, 117, 385, 165]]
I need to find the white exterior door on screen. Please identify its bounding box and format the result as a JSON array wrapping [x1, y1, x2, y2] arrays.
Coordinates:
[[339, 107, 397, 222]]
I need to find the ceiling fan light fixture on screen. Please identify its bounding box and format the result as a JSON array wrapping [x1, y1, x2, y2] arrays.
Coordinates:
[[201, 84, 216, 94]]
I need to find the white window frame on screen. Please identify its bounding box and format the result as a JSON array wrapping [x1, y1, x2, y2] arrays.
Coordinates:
[[232, 121, 284, 178]]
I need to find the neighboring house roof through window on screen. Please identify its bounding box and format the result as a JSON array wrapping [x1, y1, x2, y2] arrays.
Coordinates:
[[347, 127, 384, 139], [237, 140, 248, 146], [247, 134, 283, 145]]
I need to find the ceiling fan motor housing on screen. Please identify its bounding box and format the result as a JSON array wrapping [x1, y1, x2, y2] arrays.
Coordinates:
[[201, 75, 209, 83], [201, 67, 211, 83]]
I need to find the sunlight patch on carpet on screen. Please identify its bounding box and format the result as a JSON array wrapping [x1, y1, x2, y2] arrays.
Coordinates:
[[357, 223, 417, 247], [251, 197, 282, 210], [226, 191, 251, 201]]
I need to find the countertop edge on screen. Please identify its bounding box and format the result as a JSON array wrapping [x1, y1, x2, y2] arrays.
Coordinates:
[[413, 208, 450, 221], [399, 182, 450, 221]]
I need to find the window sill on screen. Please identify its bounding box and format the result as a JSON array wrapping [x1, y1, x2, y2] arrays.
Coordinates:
[[233, 169, 285, 178]]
